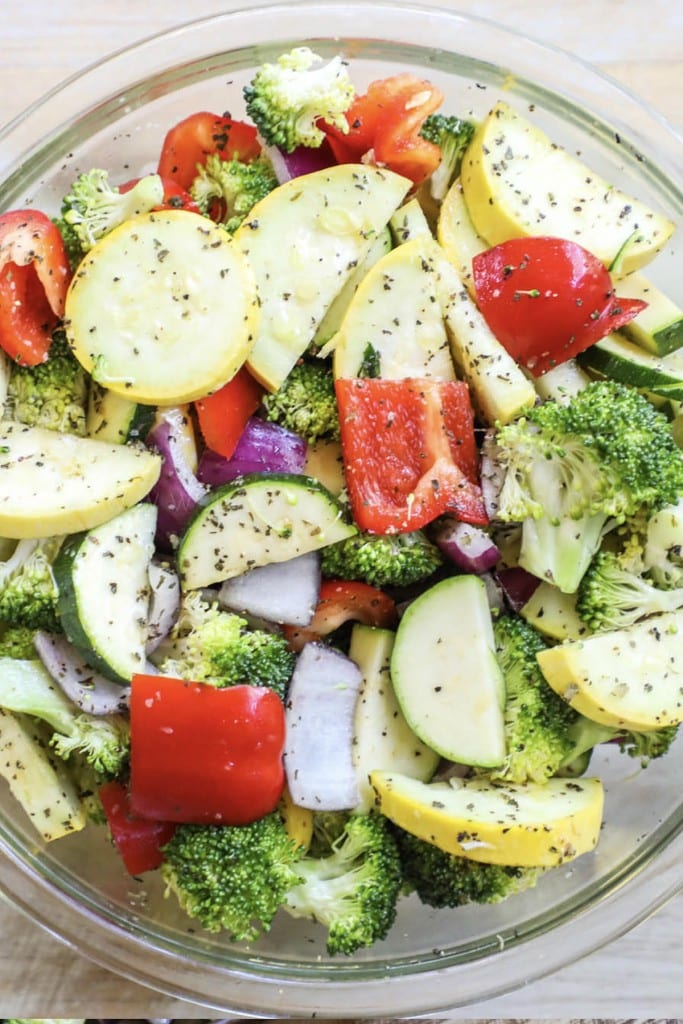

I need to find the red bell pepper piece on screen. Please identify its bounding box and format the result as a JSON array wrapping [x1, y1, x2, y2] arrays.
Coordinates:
[[335, 376, 487, 534], [157, 111, 261, 191], [0, 209, 72, 365], [194, 365, 265, 459], [283, 579, 398, 651], [323, 73, 444, 187], [472, 236, 647, 376], [99, 779, 176, 875], [129, 674, 286, 826]]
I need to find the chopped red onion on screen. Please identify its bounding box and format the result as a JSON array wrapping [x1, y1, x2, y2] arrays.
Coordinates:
[[263, 139, 337, 184], [196, 416, 307, 487], [145, 560, 181, 653], [284, 642, 363, 810], [217, 550, 321, 626], [147, 407, 207, 549], [434, 518, 500, 574], [496, 565, 541, 612], [480, 429, 506, 521], [33, 631, 130, 715]]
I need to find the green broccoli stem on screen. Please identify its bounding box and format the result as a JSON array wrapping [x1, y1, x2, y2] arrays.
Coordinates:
[[518, 509, 610, 594]]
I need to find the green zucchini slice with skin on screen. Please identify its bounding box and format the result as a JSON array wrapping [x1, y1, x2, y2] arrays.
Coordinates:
[[349, 624, 440, 813], [54, 503, 157, 684], [87, 382, 156, 444], [578, 333, 683, 401], [618, 272, 683, 356], [178, 472, 357, 589], [390, 574, 507, 767]]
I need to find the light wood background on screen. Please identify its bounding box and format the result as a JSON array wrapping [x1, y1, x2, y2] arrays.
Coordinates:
[[1, 0, 682, 1017]]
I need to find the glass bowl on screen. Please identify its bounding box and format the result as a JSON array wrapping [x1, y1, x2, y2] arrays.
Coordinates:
[[0, 1, 681, 1016]]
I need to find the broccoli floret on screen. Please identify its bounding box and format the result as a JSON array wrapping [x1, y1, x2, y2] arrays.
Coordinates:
[[320, 529, 443, 588], [53, 213, 88, 270], [0, 623, 36, 659], [307, 809, 352, 857], [618, 724, 679, 763], [190, 153, 278, 232], [484, 614, 577, 784], [4, 331, 88, 436], [493, 380, 683, 594], [577, 547, 683, 632], [262, 359, 340, 445], [419, 113, 476, 201], [0, 657, 129, 776], [642, 497, 683, 588], [284, 812, 402, 956], [60, 168, 164, 251], [560, 713, 679, 771], [0, 536, 63, 632], [243, 46, 354, 153], [161, 813, 304, 940], [394, 826, 541, 908], [152, 591, 295, 698]]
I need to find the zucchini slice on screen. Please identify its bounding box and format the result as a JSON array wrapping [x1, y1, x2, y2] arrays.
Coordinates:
[[87, 382, 156, 444], [461, 101, 674, 274], [370, 770, 604, 867], [54, 503, 157, 683], [0, 420, 161, 539], [438, 255, 537, 425], [178, 472, 357, 589], [234, 164, 411, 392], [390, 575, 506, 767], [332, 235, 456, 381], [436, 177, 487, 298], [578, 333, 683, 400], [0, 708, 87, 842], [619, 272, 683, 356], [537, 608, 683, 731], [65, 209, 259, 405], [350, 624, 440, 812]]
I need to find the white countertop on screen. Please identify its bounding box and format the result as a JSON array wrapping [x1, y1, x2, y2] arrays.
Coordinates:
[[1, 0, 682, 1017]]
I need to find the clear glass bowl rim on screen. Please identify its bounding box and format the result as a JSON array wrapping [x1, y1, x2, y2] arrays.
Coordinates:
[[0, 1, 681, 1016]]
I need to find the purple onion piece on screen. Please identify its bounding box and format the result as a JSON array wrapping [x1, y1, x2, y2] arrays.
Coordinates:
[[263, 139, 337, 184], [197, 416, 307, 487], [480, 429, 506, 521], [33, 631, 130, 715], [434, 518, 500, 574], [217, 550, 321, 627], [147, 407, 207, 549], [496, 566, 541, 612], [146, 560, 181, 654], [284, 642, 363, 811]]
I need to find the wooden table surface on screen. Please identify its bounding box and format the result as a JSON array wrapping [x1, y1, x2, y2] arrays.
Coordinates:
[[1, 0, 682, 1017]]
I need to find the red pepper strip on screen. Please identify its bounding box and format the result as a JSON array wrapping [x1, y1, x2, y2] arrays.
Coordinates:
[[99, 779, 176, 875], [472, 236, 648, 377], [129, 674, 286, 826], [118, 175, 201, 214], [283, 579, 398, 652], [335, 377, 487, 534], [194, 365, 265, 459], [323, 73, 443, 188], [157, 111, 261, 191], [0, 209, 72, 365]]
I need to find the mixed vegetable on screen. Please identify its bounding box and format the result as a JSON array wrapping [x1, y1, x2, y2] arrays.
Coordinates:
[[0, 47, 682, 957]]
